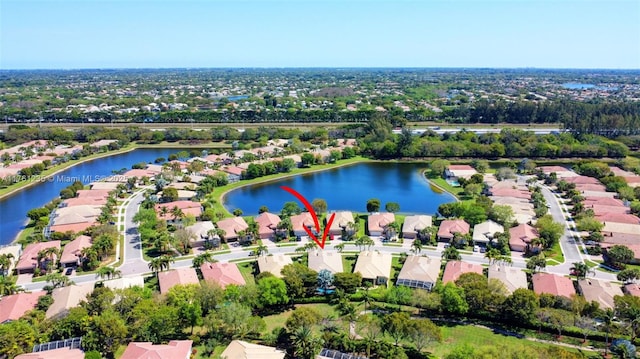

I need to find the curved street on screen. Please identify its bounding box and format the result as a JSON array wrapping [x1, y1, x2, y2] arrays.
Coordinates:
[[21, 178, 618, 291]]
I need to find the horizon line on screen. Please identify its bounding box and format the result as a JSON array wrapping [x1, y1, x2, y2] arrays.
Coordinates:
[[1, 66, 640, 72]]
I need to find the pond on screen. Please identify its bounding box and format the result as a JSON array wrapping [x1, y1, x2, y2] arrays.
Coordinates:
[[223, 162, 456, 216], [0, 148, 179, 245]]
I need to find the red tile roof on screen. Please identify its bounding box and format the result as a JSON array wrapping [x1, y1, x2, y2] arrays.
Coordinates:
[[624, 283, 640, 297], [14, 347, 84, 359], [367, 212, 395, 234], [200, 262, 246, 288], [437, 219, 470, 240], [564, 176, 601, 185], [158, 268, 200, 294], [216, 217, 249, 239], [596, 213, 640, 225], [0, 291, 46, 323], [290, 212, 315, 233], [532, 273, 576, 298], [442, 261, 483, 284], [255, 212, 281, 237], [60, 235, 92, 264], [16, 241, 61, 272]]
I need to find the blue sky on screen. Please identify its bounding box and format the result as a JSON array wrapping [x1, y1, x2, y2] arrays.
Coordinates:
[[1, 0, 639, 69]]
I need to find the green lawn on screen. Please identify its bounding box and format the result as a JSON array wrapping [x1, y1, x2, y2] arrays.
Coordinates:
[[429, 323, 595, 358], [262, 303, 338, 333], [544, 241, 565, 264], [342, 254, 357, 273], [237, 261, 256, 285]]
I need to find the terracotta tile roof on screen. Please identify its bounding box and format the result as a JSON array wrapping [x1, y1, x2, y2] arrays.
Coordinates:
[[564, 176, 601, 185], [402, 215, 433, 236], [216, 217, 249, 239], [255, 212, 281, 237], [490, 188, 531, 199], [0, 291, 46, 323], [49, 222, 96, 234], [155, 201, 203, 221], [60, 235, 92, 265], [588, 204, 630, 215], [120, 340, 193, 359], [290, 212, 315, 233], [532, 273, 576, 298], [624, 283, 640, 297], [583, 197, 625, 207], [596, 213, 640, 225], [16, 241, 61, 272], [437, 219, 470, 240], [200, 262, 246, 288], [448, 165, 475, 171], [509, 223, 539, 246], [367, 212, 395, 234], [442, 261, 483, 284], [158, 267, 200, 294], [14, 347, 84, 359]]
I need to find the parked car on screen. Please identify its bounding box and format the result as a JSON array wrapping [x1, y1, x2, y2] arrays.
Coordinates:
[[65, 267, 73, 275]]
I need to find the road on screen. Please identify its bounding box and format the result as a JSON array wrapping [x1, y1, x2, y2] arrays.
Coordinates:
[[22, 179, 619, 292]]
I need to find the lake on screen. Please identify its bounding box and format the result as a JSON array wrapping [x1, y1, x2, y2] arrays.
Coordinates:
[[562, 83, 595, 90], [0, 148, 179, 245], [223, 162, 456, 216]]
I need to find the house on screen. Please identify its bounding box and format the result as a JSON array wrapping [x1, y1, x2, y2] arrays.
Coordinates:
[[216, 217, 249, 242], [15, 347, 85, 359], [623, 283, 640, 297], [102, 276, 145, 290], [489, 188, 531, 200], [444, 165, 477, 181], [577, 279, 624, 309], [200, 262, 246, 288], [255, 212, 281, 239], [308, 250, 344, 274], [185, 221, 216, 247], [121, 340, 193, 359], [402, 215, 433, 239], [367, 212, 395, 237], [257, 254, 293, 278], [583, 197, 625, 207], [596, 213, 640, 225], [537, 166, 577, 178], [601, 243, 640, 264], [437, 219, 470, 242], [0, 244, 21, 275], [396, 255, 441, 291], [46, 283, 95, 319], [89, 181, 121, 191], [532, 273, 576, 298], [15, 241, 61, 274], [472, 220, 504, 245], [290, 212, 315, 237], [0, 291, 46, 323], [328, 211, 355, 237], [353, 251, 392, 285], [220, 340, 286, 359], [59, 235, 92, 267], [442, 261, 483, 284], [589, 205, 630, 216], [158, 267, 200, 294], [564, 176, 601, 185], [509, 223, 539, 252], [602, 222, 640, 236], [487, 264, 528, 294], [155, 201, 203, 222]]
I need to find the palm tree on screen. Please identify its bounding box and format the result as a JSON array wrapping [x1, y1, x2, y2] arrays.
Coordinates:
[[291, 326, 323, 359], [0, 253, 14, 276], [153, 231, 172, 253], [570, 262, 592, 280], [171, 206, 185, 222], [335, 243, 345, 253], [411, 240, 423, 254], [600, 308, 616, 357], [96, 266, 122, 280], [0, 276, 23, 296], [345, 221, 358, 240], [148, 257, 163, 277], [303, 242, 318, 252], [442, 246, 461, 261], [193, 251, 216, 268], [484, 248, 501, 265], [159, 255, 175, 271], [254, 244, 269, 257]]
